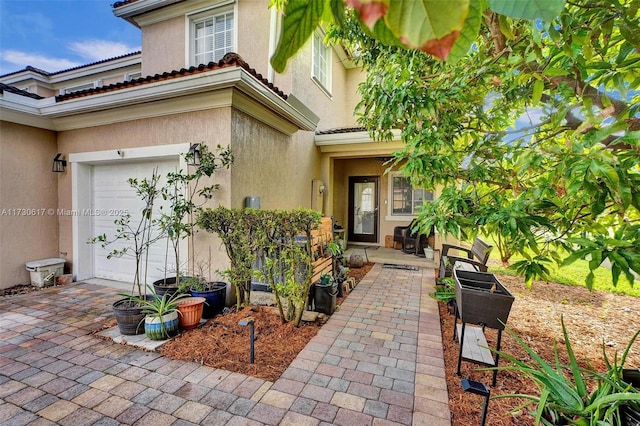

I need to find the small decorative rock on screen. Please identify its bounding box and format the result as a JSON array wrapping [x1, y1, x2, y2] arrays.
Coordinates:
[[349, 253, 364, 268]]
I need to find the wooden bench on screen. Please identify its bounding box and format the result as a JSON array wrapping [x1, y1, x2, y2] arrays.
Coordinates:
[[439, 237, 493, 280], [310, 217, 334, 284]]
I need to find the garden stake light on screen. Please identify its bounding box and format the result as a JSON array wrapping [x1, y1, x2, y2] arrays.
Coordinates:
[[461, 378, 490, 426], [238, 316, 256, 363]]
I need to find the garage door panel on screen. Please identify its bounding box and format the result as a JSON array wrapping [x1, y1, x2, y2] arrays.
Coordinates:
[[92, 160, 178, 284]]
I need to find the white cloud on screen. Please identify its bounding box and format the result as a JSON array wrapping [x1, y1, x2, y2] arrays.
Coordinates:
[[1, 50, 81, 73], [68, 40, 139, 62]]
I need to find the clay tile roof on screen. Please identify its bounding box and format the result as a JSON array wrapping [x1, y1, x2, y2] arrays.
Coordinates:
[[112, 0, 140, 8], [0, 65, 51, 79], [0, 83, 45, 100], [55, 53, 287, 102], [50, 51, 141, 75], [0, 52, 140, 79], [315, 127, 367, 135]]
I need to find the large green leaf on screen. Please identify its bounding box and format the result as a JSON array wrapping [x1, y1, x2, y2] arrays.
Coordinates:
[[447, 0, 484, 63], [384, 0, 469, 55], [270, 0, 326, 73], [488, 0, 565, 22]]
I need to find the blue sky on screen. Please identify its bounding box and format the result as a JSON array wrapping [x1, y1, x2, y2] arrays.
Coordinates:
[[0, 0, 141, 76]]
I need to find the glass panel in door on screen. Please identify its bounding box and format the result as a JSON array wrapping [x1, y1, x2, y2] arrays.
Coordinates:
[[348, 176, 379, 243]]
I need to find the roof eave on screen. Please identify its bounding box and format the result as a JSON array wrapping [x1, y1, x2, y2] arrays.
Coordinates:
[[113, 0, 184, 27], [23, 67, 316, 134]]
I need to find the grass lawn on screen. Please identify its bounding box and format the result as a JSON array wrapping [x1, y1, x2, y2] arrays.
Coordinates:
[[487, 253, 640, 298]]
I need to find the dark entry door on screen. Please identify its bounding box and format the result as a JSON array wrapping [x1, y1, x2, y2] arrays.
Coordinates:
[[348, 176, 379, 243]]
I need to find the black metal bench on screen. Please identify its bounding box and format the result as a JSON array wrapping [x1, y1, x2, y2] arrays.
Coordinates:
[[438, 237, 493, 279]]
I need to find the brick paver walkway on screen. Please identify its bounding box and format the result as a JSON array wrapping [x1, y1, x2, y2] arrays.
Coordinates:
[[0, 264, 450, 425]]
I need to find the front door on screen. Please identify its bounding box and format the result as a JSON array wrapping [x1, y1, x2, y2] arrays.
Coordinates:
[[348, 176, 379, 243]]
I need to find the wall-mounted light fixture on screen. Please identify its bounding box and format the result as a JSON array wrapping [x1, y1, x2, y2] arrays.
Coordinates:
[[52, 153, 67, 173], [319, 184, 326, 194], [187, 143, 201, 166]]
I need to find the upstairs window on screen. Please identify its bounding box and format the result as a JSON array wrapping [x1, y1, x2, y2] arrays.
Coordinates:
[[126, 71, 142, 81], [192, 10, 234, 66], [312, 31, 331, 94], [60, 81, 100, 95], [391, 174, 433, 216]]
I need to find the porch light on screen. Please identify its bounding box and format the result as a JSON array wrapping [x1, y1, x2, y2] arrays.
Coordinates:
[[187, 143, 201, 166], [52, 153, 67, 173]]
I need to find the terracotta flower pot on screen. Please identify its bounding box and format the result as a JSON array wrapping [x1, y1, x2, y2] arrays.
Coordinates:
[[177, 297, 206, 330]]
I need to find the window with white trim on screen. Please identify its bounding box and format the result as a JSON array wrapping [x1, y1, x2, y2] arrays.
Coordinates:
[[60, 81, 100, 95], [312, 31, 331, 93], [191, 9, 234, 66], [126, 71, 142, 81], [391, 174, 433, 216]]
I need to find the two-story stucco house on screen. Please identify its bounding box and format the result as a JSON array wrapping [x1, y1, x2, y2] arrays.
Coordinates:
[[0, 0, 437, 289]]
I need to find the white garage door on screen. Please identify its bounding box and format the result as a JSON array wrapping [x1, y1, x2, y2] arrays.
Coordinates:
[[92, 160, 179, 284]]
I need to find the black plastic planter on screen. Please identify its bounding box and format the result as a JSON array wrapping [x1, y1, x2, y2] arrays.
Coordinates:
[[454, 269, 514, 330], [314, 283, 337, 314]]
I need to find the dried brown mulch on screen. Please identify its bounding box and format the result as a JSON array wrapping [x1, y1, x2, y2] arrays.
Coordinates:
[[159, 305, 320, 381], [0, 283, 70, 296], [159, 262, 375, 382], [440, 268, 640, 426]]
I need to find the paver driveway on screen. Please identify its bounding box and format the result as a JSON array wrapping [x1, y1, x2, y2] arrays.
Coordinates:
[[0, 264, 450, 425]]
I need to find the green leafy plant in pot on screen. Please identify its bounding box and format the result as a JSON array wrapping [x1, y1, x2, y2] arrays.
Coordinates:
[[89, 171, 164, 335], [126, 285, 188, 340], [185, 274, 226, 319], [492, 317, 640, 425], [155, 143, 233, 295]]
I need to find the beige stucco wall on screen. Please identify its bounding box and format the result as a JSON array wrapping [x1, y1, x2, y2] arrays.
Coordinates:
[[133, 0, 365, 132], [236, 0, 271, 75], [332, 158, 404, 244], [276, 36, 364, 132], [141, 15, 185, 76], [140, 0, 274, 78], [331, 156, 453, 251], [56, 108, 233, 278], [0, 121, 60, 288], [229, 109, 321, 210]]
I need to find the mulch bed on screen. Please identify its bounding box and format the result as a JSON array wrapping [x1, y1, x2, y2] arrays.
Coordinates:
[[440, 266, 640, 426], [0, 284, 51, 296], [159, 262, 375, 382]]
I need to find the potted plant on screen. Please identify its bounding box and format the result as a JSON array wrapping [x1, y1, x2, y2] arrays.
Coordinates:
[[494, 318, 640, 425], [127, 285, 187, 340], [187, 275, 227, 319], [430, 277, 456, 305], [175, 295, 206, 330], [155, 143, 233, 296], [90, 171, 164, 335]]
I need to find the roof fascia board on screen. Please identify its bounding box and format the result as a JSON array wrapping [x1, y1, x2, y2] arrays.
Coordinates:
[[318, 140, 405, 154], [48, 55, 142, 83], [2, 67, 318, 133], [235, 72, 318, 132], [117, 0, 232, 27], [41, 67, 247, 117], [0, 92, 55, 130], [1, 71, 51, 86], [113, 0, 184, 25], [315, 129, 402, 145], [231, 90, 298, 135], [51, 89, 233, 131]]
